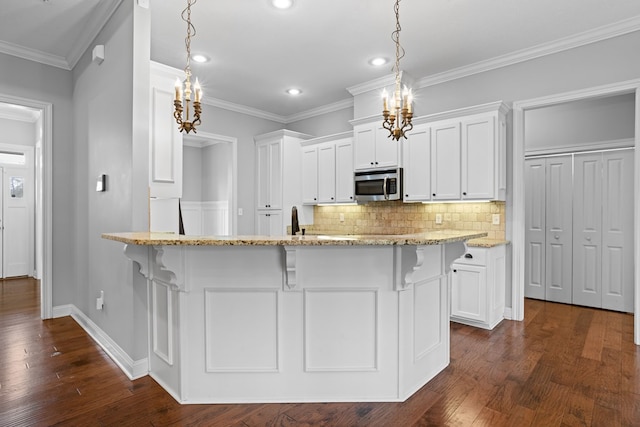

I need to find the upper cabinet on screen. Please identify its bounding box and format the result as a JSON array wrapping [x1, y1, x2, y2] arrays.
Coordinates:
[[403, 102, 509, 202], [353, 122, 400, 170], [149, 63, 183, 198], [256, 137, 282, 209], [301, 132, 354, 205]]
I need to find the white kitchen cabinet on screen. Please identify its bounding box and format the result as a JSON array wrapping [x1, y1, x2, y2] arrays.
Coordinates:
[[301, 146, 318, 204], [335, 138, 355, 203], [255, 210, 282, 236], [256, 138, 282, 210], [402, 125, 431, 201], [451, 244, 506, 330], [300, 132, 354, 205], [403, 102, 508, 202], [317, 144, 336, 203], [431, 122, 461, 200], [353, 122, 400, 170], [255, 130, 312, 235]]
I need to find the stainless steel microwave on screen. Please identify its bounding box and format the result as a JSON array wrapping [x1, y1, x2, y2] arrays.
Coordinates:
[[354, 168, 402, 202]]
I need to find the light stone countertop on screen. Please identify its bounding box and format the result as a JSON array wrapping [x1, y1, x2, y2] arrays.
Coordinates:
[[466, 238, 510, 248], [102, 230, 488, 247]]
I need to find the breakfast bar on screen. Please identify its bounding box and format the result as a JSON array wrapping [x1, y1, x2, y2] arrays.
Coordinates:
[[103, 230, 485, 404]]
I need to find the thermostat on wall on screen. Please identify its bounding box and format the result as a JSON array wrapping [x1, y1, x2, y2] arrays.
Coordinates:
[[96, 174, 106, 192]]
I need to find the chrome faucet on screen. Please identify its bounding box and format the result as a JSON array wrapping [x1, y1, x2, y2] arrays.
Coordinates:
[[291, 206, 300, 235]]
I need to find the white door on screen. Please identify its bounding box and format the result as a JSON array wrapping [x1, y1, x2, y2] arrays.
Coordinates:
[[524, 158, 546, 300], [601, 150, 634, 312], [573, 152, 603, 308], [545, 156, 572, 304], [4, 164, 32, 278], [451, 264, 487, 323]]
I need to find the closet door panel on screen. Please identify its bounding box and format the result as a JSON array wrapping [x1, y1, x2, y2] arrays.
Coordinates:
[[572, 153, 602, 308], [601, 150, 634, 312], [524, 159, 546, 300], [545, 156, 572, 304]]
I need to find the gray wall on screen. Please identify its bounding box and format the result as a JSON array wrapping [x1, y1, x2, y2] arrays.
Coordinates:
[[202, 143, 231, 202], [71, 0, 150, 360], [287, 107, 353, 137], [524, 93, 635, 152], [182, 145, 202, 201], [0, 52, 75, 306]]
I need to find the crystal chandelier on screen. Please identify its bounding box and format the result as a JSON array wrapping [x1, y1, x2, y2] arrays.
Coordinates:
[[174, 0, 202, 134], [382, 0, 413, 141]]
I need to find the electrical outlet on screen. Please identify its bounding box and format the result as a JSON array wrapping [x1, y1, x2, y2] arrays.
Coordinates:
[[238, 208, 243, 216], [492, 214, 500, 225], [96, 290, 104, 310], [339, 213, 345, 222], [435, 214, 443, 224]]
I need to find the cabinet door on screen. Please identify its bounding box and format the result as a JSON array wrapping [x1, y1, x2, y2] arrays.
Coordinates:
[[451, 264, 487, 322], [431, 122, 461, 200], [545, 155, 572, 304], [317, 144, 336, 203], [256, 211, 282, 236], [403, 126, 431, 201], [601, 150, 634, 312], [374, 125, 399, 168], [268, 140, 282, 209], [301, 147, 318, 204], [150, 87, 183, 198], [461, 117, 494, 200], [256, 142, 272, 209], [524, 158, 546, 300], [335, 139, 354, 203], [354, 126, 376, 170]]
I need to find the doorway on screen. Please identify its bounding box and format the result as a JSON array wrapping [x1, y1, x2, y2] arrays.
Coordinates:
[[0, 95, 52, 319], [181, 131, 238, 236], [512, 79, 640, 345]]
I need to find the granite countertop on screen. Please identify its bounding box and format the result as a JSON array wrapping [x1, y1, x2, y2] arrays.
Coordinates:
[[466, 237, 510, 248], [101, 230, 488, 247]]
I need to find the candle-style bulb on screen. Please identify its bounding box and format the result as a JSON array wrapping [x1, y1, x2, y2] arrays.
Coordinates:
[[174, 78, 182, 101]]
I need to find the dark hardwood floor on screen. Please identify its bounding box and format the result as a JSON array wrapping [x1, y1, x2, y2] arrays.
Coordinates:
[[0, 277, 638, 426]]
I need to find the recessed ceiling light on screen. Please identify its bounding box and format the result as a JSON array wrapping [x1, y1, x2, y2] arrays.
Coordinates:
[[369, 57, 388, 67], [271, 0, 293, 9], [286, 88, 302, 95], [191, 54, 210, 63]]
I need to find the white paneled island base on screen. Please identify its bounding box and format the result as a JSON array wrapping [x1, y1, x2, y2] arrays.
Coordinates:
[[105, 231, 483, 403]]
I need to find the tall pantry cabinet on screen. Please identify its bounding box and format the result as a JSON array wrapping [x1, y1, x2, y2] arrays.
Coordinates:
[[255, 130, 312, 236], [524, 149, 634, 312]]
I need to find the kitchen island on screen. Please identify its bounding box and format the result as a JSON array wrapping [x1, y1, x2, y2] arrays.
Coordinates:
[[103, 230, 486, 403]]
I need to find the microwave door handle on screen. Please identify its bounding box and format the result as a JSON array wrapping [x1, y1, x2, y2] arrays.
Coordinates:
[[383, 176, 388, 200]]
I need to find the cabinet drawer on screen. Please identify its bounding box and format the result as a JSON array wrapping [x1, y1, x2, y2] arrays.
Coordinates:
[[454, 247, 486, 266]]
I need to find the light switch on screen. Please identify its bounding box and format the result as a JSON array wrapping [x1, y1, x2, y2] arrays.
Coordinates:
[[339, 213, 345, 222]]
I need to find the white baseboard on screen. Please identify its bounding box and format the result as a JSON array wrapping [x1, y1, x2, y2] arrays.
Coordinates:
[[503, 307, 513, 320], [53, 304, 148, 380]]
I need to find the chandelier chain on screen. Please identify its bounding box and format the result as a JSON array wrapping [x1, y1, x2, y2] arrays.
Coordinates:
[[182, 0, 197, 77], [391, 0, 405, 80]]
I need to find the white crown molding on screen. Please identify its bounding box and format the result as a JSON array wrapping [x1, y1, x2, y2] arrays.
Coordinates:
[[417, 15, 640, 89], [254, 129, 314, 142], [284, 98, 354, 124], [0, 108, 40, 123], [301, 131, 353, 147], [0, 40, 70, 70], [346, 71, 415, 96], [67, 0, 124, 69], [203, 97, 287, 123]]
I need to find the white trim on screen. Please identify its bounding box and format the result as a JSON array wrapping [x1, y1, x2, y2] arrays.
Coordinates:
[[512, 78, 640, 345], [254, 129, 313, 142], [285, 98, 354, 123], [0, 40, 69, 70], [0, 108, 40, 123], [417, 15, 640, 89], [524, 138, 635, 157], [503, 307, 513, 320], [53, 304, 149, 380], [301, 131, 353, 147]]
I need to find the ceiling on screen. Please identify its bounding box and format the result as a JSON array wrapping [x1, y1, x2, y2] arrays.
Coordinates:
[[2, 0, 640, 121]]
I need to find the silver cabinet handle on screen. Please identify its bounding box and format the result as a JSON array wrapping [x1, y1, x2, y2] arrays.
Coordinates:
[[586, 236, 591, 241], [554, 235, 559, 239]]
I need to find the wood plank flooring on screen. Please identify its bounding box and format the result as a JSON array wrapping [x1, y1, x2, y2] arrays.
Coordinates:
[[1, 277, 638, 426]]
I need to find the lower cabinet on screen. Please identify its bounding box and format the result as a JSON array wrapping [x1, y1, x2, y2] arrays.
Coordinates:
[[450, 244, 506, 330], [256, 210, 282, 236]]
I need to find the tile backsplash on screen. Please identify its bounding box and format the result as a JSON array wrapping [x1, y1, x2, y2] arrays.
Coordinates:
[[303, 201, 505, 239]]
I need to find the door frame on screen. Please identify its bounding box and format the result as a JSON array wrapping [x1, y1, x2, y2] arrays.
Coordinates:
[[0, 94, 52, 319], [512, 78, 640, 345], [182, 131, 238, 235]]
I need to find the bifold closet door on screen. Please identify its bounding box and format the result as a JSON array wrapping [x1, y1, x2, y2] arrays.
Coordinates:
[[544, 156, 573, 304], [573, 150, 634, 312], [524, 159, 546, 300]]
